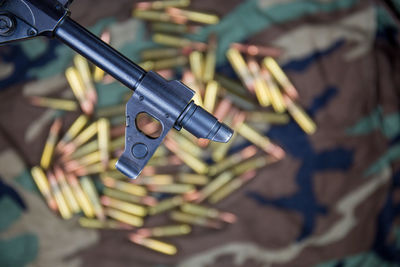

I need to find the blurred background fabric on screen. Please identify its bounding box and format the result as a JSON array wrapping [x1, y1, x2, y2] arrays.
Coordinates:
[[0, 0, 400, 266]]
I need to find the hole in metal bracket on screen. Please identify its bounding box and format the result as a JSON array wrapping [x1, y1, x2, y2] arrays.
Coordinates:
[[135, 112, 163, 139]]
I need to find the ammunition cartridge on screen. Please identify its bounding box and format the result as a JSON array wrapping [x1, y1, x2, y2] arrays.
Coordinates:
[[128, 234, 177, 255], [48, 171, 72, 219], [29, 96, 78, 111], [177, 173, 209, 185], [106, 208, 143, 227], [168, 131, 203, 158], [189, 50, 204, 83], [139, 56, 188, 71], [64, 151, 101, 172], [263, 57, 299, 99], [223, 90, 258, 111], [54, 166, 80, 213], [167, 7, 219, 24], [148, 184, 195, 194], [136, 0, 190, 10], [98, 118, 110, 168], [30, 166, 57, 211], [101, 196, 147, 217], [203, 80, 219, 113], [231, 155, 274, 176], [260, 67, 286, 113], [79, 217, 133, 230], [74, 55, 98, 104], [153, 33, 207, 50], [214, 74, 249, 97], [66, 173, 95, 217], [151, 22, 197, 34], [140, 47, 191, 61], [74, 159, 116, 176], [135, 174, 174, 185], [148, 195, 183, 215], [226, 48, 254, 92], [247, 58, 270, 107], [164, 138, 208, 174], [65, 67, 93, 115], [209, 170, 256, 204], [236, 122, 285, 159], [246, 111, 290, 124], [133, 9, 185, 24], [101, 177, 147, 197], [100, 170, 126, 180], [137, 224, 191, 237], [67, 139, 98, 160], [40, 118, 62, 170], [170, 211, 221, 229], [103, 187, 157, 206], [57, 114, 89, 152], [153, 145, 168, 158], [180, 203, 236, 223], [194, 171, 234, 203], [80, 176, 105, 220], [284, 96, 316, 134], [208, 145, 257, 176], [63, 121, 98, 156]]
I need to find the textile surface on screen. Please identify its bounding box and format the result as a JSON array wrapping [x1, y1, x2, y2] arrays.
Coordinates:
[[0, 0, 399, 266]]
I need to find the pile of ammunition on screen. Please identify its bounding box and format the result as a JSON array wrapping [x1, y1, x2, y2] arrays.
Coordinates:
[[28, 0, 316, 256]]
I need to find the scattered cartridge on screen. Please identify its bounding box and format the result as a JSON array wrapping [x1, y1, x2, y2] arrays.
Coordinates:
[[66, 173, 95, 218], [31, 166, 57, 212], [54, 166, 80, 213], [79, 217, 133, 230], [47, 171, 72, 219], [74, 54, 98, 104], [236, 121, 285, 160], [40, 118, 62, 170], [153, 33, 207, 50], [98, 118, 110, 168], [106, 208, 143, 227], [65, 67, 93, 115], [209, 171, 256, 204], [57, 114, 89, 152], [284, 95, 316, 134], [181, 203, 236, 223], [148, 183, 196, 194], [128, 234, 177, 255], [167, 7, 219, 24], [103, 187, 157, 206], [137, 224, 191, 238], [263, 57, 299, 99], [80, 176, 105, 220], [101, 177, 147, 197], [101, 196, 147, 217], [29, 96, 78, 111], [170, 211, 221, 229]]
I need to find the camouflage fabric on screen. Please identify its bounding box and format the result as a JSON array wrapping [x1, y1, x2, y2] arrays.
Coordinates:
[[0, 0, 400, 266]]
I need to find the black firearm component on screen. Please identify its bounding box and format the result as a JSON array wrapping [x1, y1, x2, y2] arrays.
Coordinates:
[[0, 0, 233, 178]]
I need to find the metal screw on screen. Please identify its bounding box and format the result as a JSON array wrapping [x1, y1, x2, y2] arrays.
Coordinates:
[[0, 15, 14, 36], [27, 29, 36, 36], [132, 143, 148, 159]]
